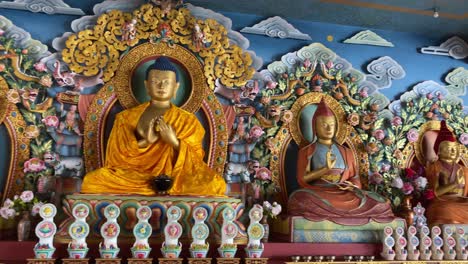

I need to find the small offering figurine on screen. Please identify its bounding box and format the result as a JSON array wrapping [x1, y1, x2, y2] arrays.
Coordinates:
[[245, 204, 265, 258], [443, 226, 457, 260], [407, 226, 420, 260], [380, 226, 396, 260], [431, 226, 444, 260], [131, 206, 152, 259], [161, 206, 183, 258], [412, 203, 427, 231], [190, 206, 210, 258], [218, 206, 239, 258], [99, 204, 121, 259], [394, 227, 408, 260], [419, 226, 432, 260], [67, 203, 90, 259], [33, 203, 57, 259], [455, 227, 468, 260]]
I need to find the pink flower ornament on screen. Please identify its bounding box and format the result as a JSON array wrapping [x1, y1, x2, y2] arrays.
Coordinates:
[[0, 207, 16, 219], [3, 198, 14, 208], [391, 116, 402, 126], [24, 158, 46, 173], [407, 128, 419, 143], [263, 201, 272, 211], [20, 190, 34, 203], [271, 202, 282, 217], [249, 125, 264, 139], [381, 164, 391, 172], [370, 172, 383, 184], [33, 62, 47, 72], [391, 177, 404, 189], [32, 202, 44, 216], [402, 182, 414, 195], [373, 129, 385, 140], [256, 167, 272, 181], [414, 177, 428, 189], [459, 133, 468, 145], [42, 116, 59, 128]]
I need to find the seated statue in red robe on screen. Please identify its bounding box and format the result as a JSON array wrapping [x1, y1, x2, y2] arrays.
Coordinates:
[[425, 120, 468, 225], [288, 98, 394, 225]]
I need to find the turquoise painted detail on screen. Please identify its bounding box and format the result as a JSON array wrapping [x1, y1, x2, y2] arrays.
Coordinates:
[[291, 217, 405, 243]]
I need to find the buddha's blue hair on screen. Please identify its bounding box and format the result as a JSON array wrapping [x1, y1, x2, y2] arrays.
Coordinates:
[[145, 56, 179, 82]]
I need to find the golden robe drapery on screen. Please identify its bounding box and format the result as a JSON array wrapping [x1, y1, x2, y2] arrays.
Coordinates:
[[81, 102, 226, 196]]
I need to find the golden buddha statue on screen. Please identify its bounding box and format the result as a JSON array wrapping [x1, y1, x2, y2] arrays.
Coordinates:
[[80, 57, 226, 196], [425, 120, 468, 225], [288, 98, 394, 225]]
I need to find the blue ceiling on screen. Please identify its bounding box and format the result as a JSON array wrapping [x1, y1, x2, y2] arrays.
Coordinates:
[[186, 0, 468, 38]]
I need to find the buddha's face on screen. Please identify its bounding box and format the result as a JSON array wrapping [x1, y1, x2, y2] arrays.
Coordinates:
[[145, 70, 179, 102], [438, 141, 459, 162], [315, 115, 336, 140]]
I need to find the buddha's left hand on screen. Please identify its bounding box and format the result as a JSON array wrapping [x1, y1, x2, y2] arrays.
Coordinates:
[[159, 119, 180, 150]]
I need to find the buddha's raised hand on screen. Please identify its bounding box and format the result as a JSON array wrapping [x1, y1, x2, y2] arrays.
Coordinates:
[[159, 119, 180, 150]]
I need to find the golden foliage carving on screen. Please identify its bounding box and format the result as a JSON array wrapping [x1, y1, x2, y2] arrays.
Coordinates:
[[62, 4, 254, 88]]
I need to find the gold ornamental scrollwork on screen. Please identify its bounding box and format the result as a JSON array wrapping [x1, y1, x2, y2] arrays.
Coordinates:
[[0, 77, 30, 202], [62, 5, 254, 88], [0, 77, 8, 125]]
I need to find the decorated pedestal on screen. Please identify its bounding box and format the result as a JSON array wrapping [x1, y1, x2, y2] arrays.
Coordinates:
[[419, 226, 432, 261], [160, 205, 183, 261], [32, 204, 57, 260], [95, 259, 121, 264], [218, 206, 239, 258], [245, 204, 265, 258], [66, 203, 90, 261], [380, 226, 396, 260], [443, 226, 457, 260], [188, 258, 213, 264], [26, 256, 57, 263], [99, 204, 121, 260], [244, 258, 269, 264], [394, 226, 408, 260], [62, 257, 90, 264], [190, 206, 210, 259], [127, 258, 153, 264], [131, 206, 152, 260], [407, 226, 420, 260], [58, 195, 245, 243], [455, 227, 468, 260], [431, 226, 445, 260]]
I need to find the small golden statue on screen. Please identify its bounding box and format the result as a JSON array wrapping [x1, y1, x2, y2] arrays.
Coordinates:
[[80, 57, 226, 196], [425, 120, 468, 225], [288, 98, 394, 224]]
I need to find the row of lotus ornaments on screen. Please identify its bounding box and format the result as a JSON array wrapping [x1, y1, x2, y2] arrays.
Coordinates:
[[35, 202, 265, 259], [381, 225, 467, 261]]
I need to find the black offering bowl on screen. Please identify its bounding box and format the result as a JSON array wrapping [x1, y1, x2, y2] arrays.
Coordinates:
[[152, 174, 174, 195]]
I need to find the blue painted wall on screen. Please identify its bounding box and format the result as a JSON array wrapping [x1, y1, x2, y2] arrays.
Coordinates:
[[0, 1, 466, 196]]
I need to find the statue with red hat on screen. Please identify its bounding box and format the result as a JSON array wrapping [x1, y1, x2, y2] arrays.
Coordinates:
[[425, 120, 468, 225], [288, 98, 395, 225]]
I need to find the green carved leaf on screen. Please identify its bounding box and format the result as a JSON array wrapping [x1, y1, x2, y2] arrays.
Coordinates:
[[41, 140, 53, 153], [401, 109, 408, 121], [397, 138, 406, 149], [19, 108, 36, 123], [31, 144, 41, 157]]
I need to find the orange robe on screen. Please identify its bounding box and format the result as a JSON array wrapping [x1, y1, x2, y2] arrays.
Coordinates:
[[81, 102, 226, 196], [425, 160, 468, 225]]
